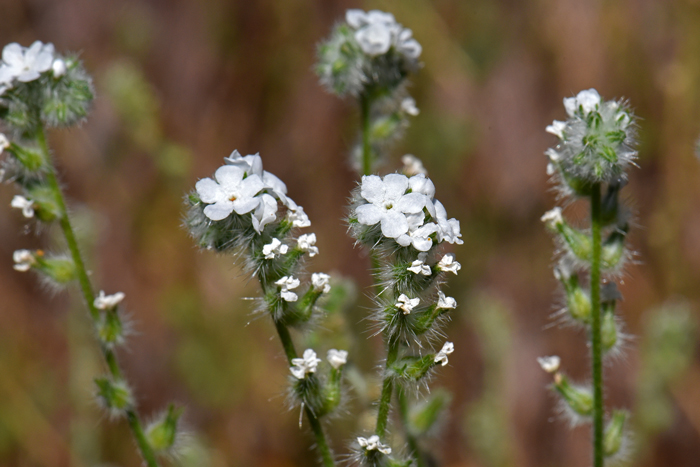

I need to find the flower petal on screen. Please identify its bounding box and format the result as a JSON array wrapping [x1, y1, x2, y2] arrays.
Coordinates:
[[356, 203, 383, 225], [214, 165, 245, 189], [2, 43, 23, 67], [203, 202, 235, 221], [232, 197, 261, 215], [195, 178, 224, 203], [380, 210, 408, 238], [395, 192, 427, 214], [383, 173, 409, 201], [237, 174, 265, 198], [360, 175, 385, 204]]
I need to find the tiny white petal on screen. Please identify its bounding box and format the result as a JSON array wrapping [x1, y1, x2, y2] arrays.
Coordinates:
[[537, 355, 561, 374], [311, 272, 331, 294], [52, 58, 66, 77], [437, 291, 457, 309], [434, 341, 454, 366], [438, 254, 461, 275], [540, 207, 563, 227], [94, 290, 126, 310]]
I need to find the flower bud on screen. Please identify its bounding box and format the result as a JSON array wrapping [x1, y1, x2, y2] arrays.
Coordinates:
[[553, 374, 593, 417], [601, 308, 619, 354], [95, 377, 133, 416], [601, 226, 628, 270], [7, 144, 46, 171], [603, 410, 628, 457], [558, 272, 591, 323], [145, 404, 183, 452], [97, 309, 125, 347], [34, 254, 77, 284]]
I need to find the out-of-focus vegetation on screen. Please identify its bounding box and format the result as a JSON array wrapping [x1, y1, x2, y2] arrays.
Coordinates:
[[0, 0, 699, 466]]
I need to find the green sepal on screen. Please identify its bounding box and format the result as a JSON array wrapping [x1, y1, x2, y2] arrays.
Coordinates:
[[553, 374, 593, 417], [146, 404, 184, 452], [25, 185, 61, 222], [603, 410, 627, 457], [7, 143, 46, 171], [95, 376, 133, 412], [35, 253, 77, 284], [97, 309, 125, 347]]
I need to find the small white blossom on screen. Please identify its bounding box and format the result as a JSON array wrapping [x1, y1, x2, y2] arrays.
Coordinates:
[[546, 163, 556, 176], [275, 275, 300, 302], [433, 200, 463, 245], [297, 233, 319, 257], [196, 165, 265, 221], [396, 212, 438, 251], [0, 134, 9, 153], [540, 207, 563, 228], [407, 253, 431, 275], [355, 22, 393, 56], [434, 341, 454, 366], [401, 154, 427, 176], [438, 254, 461, 275], [51, 58, 66, 77], [262, 238, 288, 259], [94, 291, 126, 310], [537, 355, 561, 374], [546, 120, 566, 139], [396, 293, 419, 315], [401, 97, 419, 116], [436, 291, 457, 310], [12, 249, 35, 272], [357, 435, 392, 455], [290, 348, 322, 379], [545, 148, 561, 163], [11, 195, 34, 218], [327, 349, 348, 369], [287, 200, 311, 228], [1, 41, 55, 83], [563, 88, 601, 117], [311, 272, 331, 294]]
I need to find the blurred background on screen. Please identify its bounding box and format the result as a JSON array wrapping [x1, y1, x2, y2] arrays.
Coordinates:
[[1, 0, 700, 465]]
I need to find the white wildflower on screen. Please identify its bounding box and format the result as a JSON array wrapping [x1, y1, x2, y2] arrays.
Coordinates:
[[275, 275, 300, 302], [401, 97, 419, 116], [1, 41, 54, 83], [401, 154, 427, 176], [434, 341, 454, 366], [540, 207, 563, 228], [195, 165, 265, 221], [396, 293, 419, 315], [224, 150, 288, 202], [407, 258, 431, 275], [0, 133, 9, 153], [395, 212, 438, 251], [251, 193, 278, 233], [11, 195, 35, 218], [438, 254, 461, 275], [327, 349, 348, 369], [563, 88, 601, 117], [94, 291, 126, 310], [287, 200, 311, 228], [297, 233, 319, 257], [311, 272, 331, 294], [436, 291, 457, 310], [546, 120, 566, 139], [262, 238, 288, 259], [51, 58, 66, 77], [12, 249, 35, 272], [537, 355, 561, 374], [433, 200, 463, 245], [355, 22, 393, 56], [357, 435, 392, 455], [290, 348, 322, 379], [545, 148, 561, 163]]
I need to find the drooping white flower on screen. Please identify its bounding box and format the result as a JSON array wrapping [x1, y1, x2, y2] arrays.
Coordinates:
[[396, 293, 419, 315], [297, 233, 319, 257], [401, 97, 419, 116], [13, 249, 35, 272], [436, 291, 457, 310], [11, 195, 34, 218], [1, 41, 54, 83], [540, 207, 563, 228], [563, 88, 601, 117], [546, 120, 567, 139], [537, 355, 561, 374], [438, 254, 461, 275], [290, 348, 322, 379], [275, 275, 300, 302], [51, 58, 66, 77], [401, 154, 427, 176], [195, 165, 265, 221], [433, 200, 463, 245], [94, 290, 126, 310], [311, 272, 331, 294], [327, 349, 348, 369], [357, 435, 392, 455], [407, 253, 431, 275], [434, 341, 454, 366], [262, 238, 288, 259], [356, 174, 428, 239]]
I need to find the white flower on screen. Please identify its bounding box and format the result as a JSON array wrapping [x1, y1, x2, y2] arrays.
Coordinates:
[[311, 272, 331, 294], [355, 23, 393, 56], [401, 154, 427, 176], [297, 233, 319, 257], [436, 291, 457, 310], [546, 120, 566, 139], [545, 148, 561, 163], [356, 174, 429, 239], [537, 355, 561, 374], [540, 207, 563, 228], [1, 41, 54, 83], [262, 238, 288, 259], [433, 200, 463, 245], [12, 249, 35, 272], [563, 88, 601, 117], [224, 150, 288, 202], [346, 9, 396, 29], [395, 212, 438, 251], [434, 341, 454, 366], [275, 275, 300, 302], [327, 349, 348, 369], [51, 58, 66, 77], [407, 255, 431, 275], [396, 293, 419, 315], [11, 195, 34, 218], [251, 193, 278, 233], [401, 97, 419, 116], [408, 174, 436, 199], [546, 163, 556, 176], [195, 165, 265, 221], [94, 290, 126, 310], [287, 199, 311, 228], [0, 134, 9, 153], [357, 435, 392, 455], [396, 28, 422, 60], [290, 348, 321, 379], [438, 254, 461, 275], [346, 9, 421, 61]]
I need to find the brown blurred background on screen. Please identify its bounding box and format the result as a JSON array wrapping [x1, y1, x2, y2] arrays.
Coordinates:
[[1, 0, 700, 466]]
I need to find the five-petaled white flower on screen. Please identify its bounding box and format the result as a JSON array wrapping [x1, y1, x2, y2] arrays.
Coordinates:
[[311, 272, 331, 294], [327, 349, 348, 369], [407, 253, 431, 275], [396, 293, 419, 315], [357, 435, 392, 455], [297, 233, 319, 257], [540, 207, 563, 229], [0, 41, 54, 83], [290, 348, 322, 379], [224, 150, 288, 201], [401, 154, 427, 176], [13, 249, 35, 272], [11, 195, 34, 218], [94, 291, 126, 310], [196, 165, 265, 222], [436, 291, 457, 310], [564, 88, 601, 117], [537, 355, 561, 374], [262, 238, 288, 259], [275, 275, 300, 302], [434, 341, 454, 366], [438, 254, 461, 275], [546, 120, 566, 139]]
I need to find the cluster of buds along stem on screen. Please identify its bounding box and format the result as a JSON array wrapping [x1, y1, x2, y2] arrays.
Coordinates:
[[540, 89, 636, 464]]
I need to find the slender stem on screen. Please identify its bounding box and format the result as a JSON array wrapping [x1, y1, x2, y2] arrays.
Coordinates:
[[590, 183, 604, 467], [37, 127, 160, 467], [360, 93, 372, 176], [397, 388, 425, 467], [375, 335, 399, 438]]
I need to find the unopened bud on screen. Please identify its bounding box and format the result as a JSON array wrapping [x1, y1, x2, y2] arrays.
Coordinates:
[[553, 375, 593, 417], [604, 410, 628, 457], [95, 377, 133, 416], [146, 404, 183, 452]]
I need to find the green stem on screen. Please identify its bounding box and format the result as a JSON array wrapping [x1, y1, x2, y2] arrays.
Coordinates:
[[397, 388, 425, 467], [360, 93, 372, 176], [37, 127, 160, 467], [375, 336, 399, 438], [590, 183, 604, 467]]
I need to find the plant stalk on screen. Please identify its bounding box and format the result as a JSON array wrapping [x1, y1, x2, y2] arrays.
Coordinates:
[[590, 183, 604, 467], [375, 335, 399, 438], [360, 93, 372, 177], [397, 388, 425, 467]]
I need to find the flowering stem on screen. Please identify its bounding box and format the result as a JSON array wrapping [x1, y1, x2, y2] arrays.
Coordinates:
[[36, 126, 160, 467], [375, 335, 399, 438], [589, 184, 604, 467], [397, 387, 425, 467], [360, 93, 372, 176]]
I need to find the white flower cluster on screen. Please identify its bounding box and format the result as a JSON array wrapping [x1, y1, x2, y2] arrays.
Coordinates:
[[354, 173, 462, 251], [357, 435, 392, 455], [195, 150, 310, 233], [290, 349, 322, 380], [0, 41, 62, 95], [346, 9, 421, 61]]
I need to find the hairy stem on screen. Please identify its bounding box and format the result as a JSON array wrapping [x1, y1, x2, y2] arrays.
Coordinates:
[[397, 388, 425, 467], [37, 126, 159, 467], [376, 335, 399, 438], [590, 183, 604, 467]]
